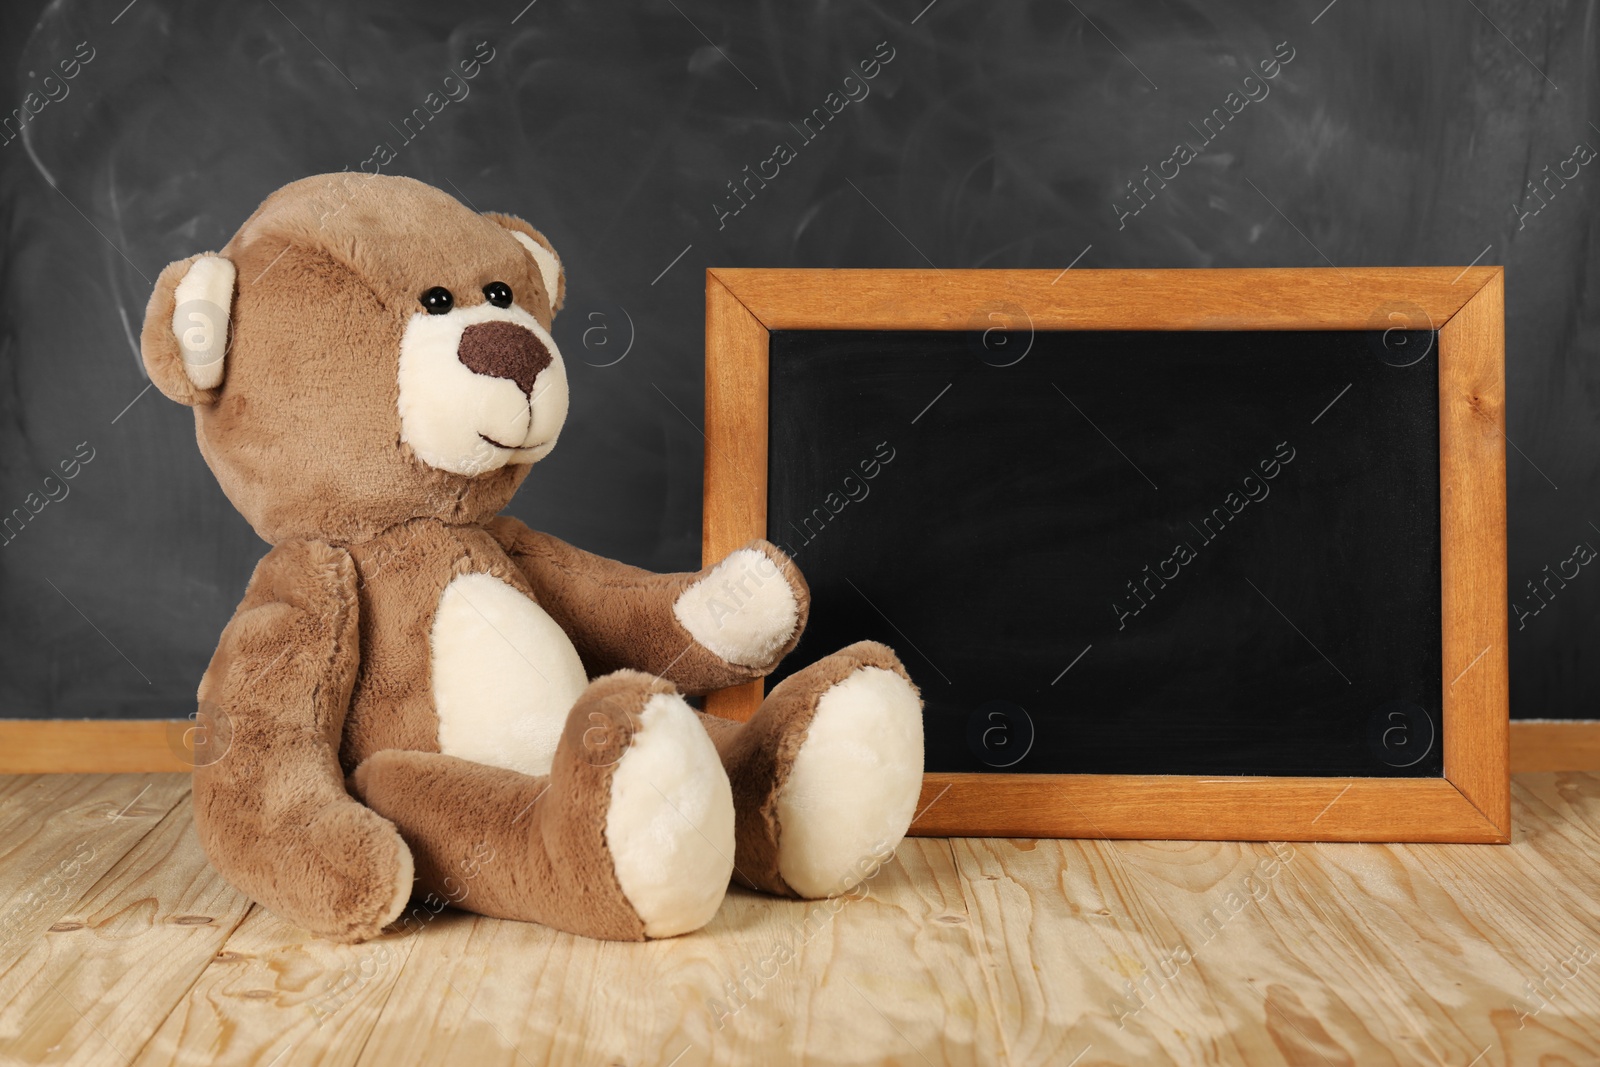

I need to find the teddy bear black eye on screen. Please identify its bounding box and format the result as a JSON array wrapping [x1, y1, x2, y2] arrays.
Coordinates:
[[419, 286, 454, 314], [483, 281, 513, 308]]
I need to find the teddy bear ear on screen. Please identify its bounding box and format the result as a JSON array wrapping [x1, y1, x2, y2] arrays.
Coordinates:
[[484, 213, 564, 315], [140, 253, 236, 406]]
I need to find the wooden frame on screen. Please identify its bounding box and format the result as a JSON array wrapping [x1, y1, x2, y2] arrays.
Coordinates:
[[4, 722, 1584, 777], [703, 267, 1510, 843]]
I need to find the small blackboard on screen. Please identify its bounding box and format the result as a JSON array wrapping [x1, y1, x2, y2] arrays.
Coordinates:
[[703, 269, 1508, 843], [765, 328, 1443, 779]]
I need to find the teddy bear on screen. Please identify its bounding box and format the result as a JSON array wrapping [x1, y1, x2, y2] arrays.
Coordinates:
[[138, 173, 926, 943]]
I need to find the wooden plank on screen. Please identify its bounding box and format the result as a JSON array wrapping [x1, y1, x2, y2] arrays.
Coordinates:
[[355, 838, 1004, 1066], [703, 271, 770, 724], [0, 772, 1595, 1064], [0, 721, 191, 774], [131, 899, 426, 1067], [1511, 721, 1600, 772], [909, 774, 1505, 843], [1262, 809, 1600, 1064], [1508, 772, 1600, 890], [0, 795, 252, 1066], [954, 835, 1317, 1065], [952, 825, 1600, 1065], [710, 267, 1498, 332], [1438, 271, 1510, 835], [5, 718, 1592, 778], [0, 774, 190, 969], [0, 777, 75, 837]]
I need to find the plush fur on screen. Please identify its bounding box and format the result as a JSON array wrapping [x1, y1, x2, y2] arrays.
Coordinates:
[[143, 173, 926, 943]]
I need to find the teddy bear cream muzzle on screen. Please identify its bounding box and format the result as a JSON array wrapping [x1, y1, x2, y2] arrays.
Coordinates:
[[396, 296, 570, 477]]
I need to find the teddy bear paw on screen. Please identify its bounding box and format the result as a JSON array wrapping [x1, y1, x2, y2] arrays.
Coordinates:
[[774, 658, 924, 898], [605, 689, 736, 937], [672, 540, 804, 669]]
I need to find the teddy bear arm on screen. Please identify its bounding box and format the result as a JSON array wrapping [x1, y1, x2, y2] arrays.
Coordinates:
[[486, 516, 810, 695], [192, 540, 413, 943]]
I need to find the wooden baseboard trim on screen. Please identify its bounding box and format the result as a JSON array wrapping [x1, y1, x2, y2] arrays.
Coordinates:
[[1508, 720, 1600, 773], [0, 720, 193, 774], [2, 719, 1598, 776]]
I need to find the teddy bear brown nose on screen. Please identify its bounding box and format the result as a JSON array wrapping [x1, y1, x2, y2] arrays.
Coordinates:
[[457, 321, 553, 396]]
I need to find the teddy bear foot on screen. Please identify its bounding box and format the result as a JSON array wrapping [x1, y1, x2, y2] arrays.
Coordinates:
[[701, 640, 925, 900], [592, 671, 737, 937], [351, 670, 734, 941]]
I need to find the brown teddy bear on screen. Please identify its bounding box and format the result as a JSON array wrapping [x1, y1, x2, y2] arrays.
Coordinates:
[[139, 174, 925, 942]]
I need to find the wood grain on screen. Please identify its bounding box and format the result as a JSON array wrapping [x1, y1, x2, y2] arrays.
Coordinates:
[[703, 271, 771, 723], [0, 776, 72, 838], [0, 721, 191, 774], [5, 719, 1595, 775], [0, 773, 189, 971], [1510, 721, 1600, 772], [908, 774, 1505, 842], [952, 818, 1600, 1066], [0, 798, 250, 1066], [1438, 272, 1510, 835], [131, 900, 426, 1067], [2, 773, 1598, 1065], [1505, 772, 1600, 899], [708, 267, 1498, 332], [353, 837, 1003, 1066]]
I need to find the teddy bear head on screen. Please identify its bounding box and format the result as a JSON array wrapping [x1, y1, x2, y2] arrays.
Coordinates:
[[140, 173, 569, 544]]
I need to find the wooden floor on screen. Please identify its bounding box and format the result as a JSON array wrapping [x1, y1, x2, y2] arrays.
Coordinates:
[[0, 775, 1597, 1066]]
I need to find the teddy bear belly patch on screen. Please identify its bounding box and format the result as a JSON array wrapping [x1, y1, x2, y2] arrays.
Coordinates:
[[429, 571, 590, 777]]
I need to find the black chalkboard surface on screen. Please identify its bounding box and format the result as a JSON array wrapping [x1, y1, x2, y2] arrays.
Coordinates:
[[766, 329, 1444, 778], [0, 0, 1589, 745]]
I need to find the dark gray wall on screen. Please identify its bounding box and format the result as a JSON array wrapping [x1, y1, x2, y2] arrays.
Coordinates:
[[1, 0, 1595, 720]]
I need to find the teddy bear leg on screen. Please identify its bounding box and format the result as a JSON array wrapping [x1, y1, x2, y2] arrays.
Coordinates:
[[351, 670, 734, 941], [697, 640, 924, 900]]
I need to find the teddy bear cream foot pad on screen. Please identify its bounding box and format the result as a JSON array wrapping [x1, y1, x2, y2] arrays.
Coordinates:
[[141, 173, 925, 942]]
